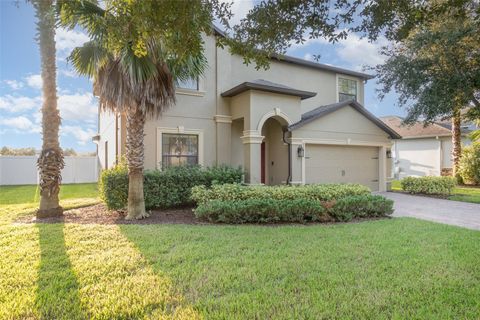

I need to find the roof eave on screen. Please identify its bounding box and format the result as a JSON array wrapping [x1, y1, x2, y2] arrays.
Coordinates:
[[221, 82, 317, 100]]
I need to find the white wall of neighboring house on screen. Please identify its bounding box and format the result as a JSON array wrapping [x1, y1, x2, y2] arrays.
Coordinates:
[[0, 156, 99, 185], [97, 110, 119, 170], [392, 136, 471, 178]]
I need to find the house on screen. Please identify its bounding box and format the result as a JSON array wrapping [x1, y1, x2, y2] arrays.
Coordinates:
[[95, 28, 400, 192], [380, 116, 474, 178]]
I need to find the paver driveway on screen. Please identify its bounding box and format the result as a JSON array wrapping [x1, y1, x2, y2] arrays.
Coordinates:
[[378, 192, 480, 231]]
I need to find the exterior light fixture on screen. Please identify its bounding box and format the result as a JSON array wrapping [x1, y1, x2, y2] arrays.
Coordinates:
[[297, 145, 305, 158], [386, 150, 392, 159]]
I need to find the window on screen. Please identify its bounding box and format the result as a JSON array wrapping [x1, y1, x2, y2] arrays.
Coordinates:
[[161, 133, 198, 168], [176, 77, 199, 90], [338, 78, 357, 102]]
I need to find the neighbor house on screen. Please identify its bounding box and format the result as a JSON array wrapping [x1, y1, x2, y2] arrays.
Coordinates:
[[380, 116, 474, 178], [94, 28, 400, 192]]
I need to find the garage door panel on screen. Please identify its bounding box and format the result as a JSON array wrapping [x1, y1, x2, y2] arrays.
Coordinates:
[[305, 144, 379, 191]]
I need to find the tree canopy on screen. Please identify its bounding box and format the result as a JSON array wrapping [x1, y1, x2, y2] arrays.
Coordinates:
[[373, 5, 479, 124]]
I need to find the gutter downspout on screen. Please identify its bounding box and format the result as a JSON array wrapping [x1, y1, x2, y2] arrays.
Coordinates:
[[282, 127, 291, 185]]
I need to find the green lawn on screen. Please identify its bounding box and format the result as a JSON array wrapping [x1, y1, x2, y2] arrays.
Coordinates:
[[391, 180, 480, 203], [0, 183, 98, 205], [1, 185, 479, 319]]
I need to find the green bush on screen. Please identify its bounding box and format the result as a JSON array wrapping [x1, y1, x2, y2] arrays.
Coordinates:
[[458, 142, 480, 185], [400, 176, 456, 195], [100, 165, 243, 210], [194, 199, 328, 223], [330, 195, 394, 222], [191, 183, 371, 206], [194, 194, 393, 223]]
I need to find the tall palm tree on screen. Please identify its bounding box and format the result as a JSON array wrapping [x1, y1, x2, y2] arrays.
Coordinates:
[[33, 0, 65, 218], [63, 1, 206, 219]]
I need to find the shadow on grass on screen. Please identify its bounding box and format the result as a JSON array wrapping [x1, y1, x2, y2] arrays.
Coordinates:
[[35, 222, 87, 320]]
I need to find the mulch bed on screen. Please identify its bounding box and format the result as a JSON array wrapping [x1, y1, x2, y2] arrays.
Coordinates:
[[15, 202, 390, 226], [16, 203, 205, 225]]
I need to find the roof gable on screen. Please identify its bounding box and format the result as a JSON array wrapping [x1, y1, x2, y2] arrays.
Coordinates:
[[289, 100, 401, 139]]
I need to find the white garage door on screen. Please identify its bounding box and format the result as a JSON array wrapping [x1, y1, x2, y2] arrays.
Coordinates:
[[305, 144, 379, 191]]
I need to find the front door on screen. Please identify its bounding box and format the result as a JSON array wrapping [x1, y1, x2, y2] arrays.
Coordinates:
[[261, 142, 266, 184]]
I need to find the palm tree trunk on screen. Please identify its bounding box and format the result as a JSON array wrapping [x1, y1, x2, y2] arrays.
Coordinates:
[[451, 107, 462, 177], [125, 108, 148, 220], [35, 0, 64, 218]]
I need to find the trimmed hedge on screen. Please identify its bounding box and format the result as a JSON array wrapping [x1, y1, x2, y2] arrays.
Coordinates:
[[331, 195, 394, 222], [192, 184, 393, 223], [191, 183, 371, 205], [194, 195, 393, 223], [401, 176, 456, 195], [195, 199, 328, 223], [100, 165, 243, 210]]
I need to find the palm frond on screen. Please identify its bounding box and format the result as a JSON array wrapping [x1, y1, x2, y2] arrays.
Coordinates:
[[68, 40, 110, 77]]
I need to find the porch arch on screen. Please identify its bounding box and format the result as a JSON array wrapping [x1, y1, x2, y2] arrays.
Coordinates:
[[256, 108, 292, 132]]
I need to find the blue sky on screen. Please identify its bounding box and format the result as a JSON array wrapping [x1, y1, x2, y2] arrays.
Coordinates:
[[0, 1, 401, 152]]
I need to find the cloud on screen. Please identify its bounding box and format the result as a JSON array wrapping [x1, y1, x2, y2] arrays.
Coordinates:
[[336, 33, 387, 69], [0, 90, 97, 121], [220, 0, 254, 27], [0, 116, 40, 132], [289, 36, 330, 50], [55, 27, 89, 52], [61, 125, 97, 145], [59, 69, 78, 78], [303, 53, 314, 61], [4, 80, 24, 90], [0, 95, 41, 113], [58, 92, 98, 122], [25, 74, 43, 89]]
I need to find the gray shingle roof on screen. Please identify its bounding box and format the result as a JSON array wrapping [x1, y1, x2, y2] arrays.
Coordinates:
[[380, 116, 472, 138], [221, 79, 317, 100], [289, 100, 401, 139]]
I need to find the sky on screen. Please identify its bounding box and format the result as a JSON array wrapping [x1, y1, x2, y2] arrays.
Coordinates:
[[0, 0, 402, 152]]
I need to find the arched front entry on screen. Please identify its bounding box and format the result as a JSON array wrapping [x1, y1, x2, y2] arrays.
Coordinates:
[[259, 115, 290, 185]]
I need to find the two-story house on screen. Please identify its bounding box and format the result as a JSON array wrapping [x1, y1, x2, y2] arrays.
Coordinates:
[[95, 27, 400, 192]]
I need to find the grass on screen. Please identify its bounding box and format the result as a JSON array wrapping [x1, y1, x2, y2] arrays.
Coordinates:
[[0, 183, 98, 205], [391, 180, 480, 203], [1, 184, 479, 319]]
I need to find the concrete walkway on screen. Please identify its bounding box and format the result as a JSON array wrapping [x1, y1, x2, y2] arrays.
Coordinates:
[[378, 192, 480, 231]]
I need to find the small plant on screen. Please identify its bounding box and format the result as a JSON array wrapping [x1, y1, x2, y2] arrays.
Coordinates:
[[401, 176, 456, 195], [458, 142, 480, 185]]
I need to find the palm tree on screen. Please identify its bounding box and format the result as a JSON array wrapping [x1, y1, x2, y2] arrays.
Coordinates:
[[63, 1, 206, 219], [33, 0, 65, 218]]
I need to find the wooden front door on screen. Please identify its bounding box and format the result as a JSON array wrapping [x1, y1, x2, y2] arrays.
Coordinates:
[[261, 142, 266, 184]]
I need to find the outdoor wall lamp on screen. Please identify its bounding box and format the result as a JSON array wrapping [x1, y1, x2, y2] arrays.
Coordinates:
[[297, 145, 305, 158]]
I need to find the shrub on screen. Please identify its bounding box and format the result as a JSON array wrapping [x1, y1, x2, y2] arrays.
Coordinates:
[[330, 195, 394, 222], [194, 199, 328, 223], [191, 183, 371, 206], [100, 165, 243, 210], [400, 176, 456, 195], [458, 142, 480, 185], [194, 194, 393, 224]]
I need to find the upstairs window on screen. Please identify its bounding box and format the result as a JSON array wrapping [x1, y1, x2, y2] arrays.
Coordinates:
[[338, 78, 357, 102], [161, 133, 198, 168], [176, 77, 199, 91]]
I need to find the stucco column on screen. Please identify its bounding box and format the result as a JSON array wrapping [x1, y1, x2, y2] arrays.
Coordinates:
[[241, 130, 264, 184], [378, 146, 387, 192], [214, 115, 232, 165]]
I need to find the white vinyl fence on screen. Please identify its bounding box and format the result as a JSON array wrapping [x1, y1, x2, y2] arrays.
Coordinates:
[[0, 156, 99, 186]]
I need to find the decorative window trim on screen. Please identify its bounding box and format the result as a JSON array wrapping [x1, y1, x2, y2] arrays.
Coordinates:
[[175, 76, 205, 97], [336, 74, 359, 103], [156, 127, 204, 169]]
